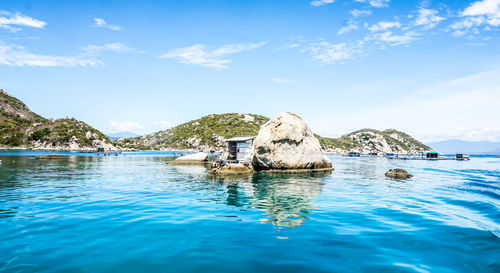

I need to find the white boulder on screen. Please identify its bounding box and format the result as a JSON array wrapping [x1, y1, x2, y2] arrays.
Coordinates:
[[172, 152, 209, 164], [252, 112, 332, 171]]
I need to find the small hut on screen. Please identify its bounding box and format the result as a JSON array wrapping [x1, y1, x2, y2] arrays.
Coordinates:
[[225, 136, 255, 162], [426, 152, 438, 160]]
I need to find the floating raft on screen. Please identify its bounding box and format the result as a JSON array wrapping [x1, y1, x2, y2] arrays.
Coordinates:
[[97, 151, 121, 156], [386, 155, 470, 161]]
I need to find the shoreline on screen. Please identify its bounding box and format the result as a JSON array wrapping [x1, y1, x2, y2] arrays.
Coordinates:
[[0, 148, 496, 157], [0, 147, 195, 153]]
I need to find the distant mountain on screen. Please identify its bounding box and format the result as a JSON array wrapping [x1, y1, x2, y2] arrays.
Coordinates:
[[319, 128, 431, 154], [488, 147, 500, 155], [0, 88, 115, 151], [106, 132, 140, 141], [426, 139, 500, 154], [116, 113, 430, 154]]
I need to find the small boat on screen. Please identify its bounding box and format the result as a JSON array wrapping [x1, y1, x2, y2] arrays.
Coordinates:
[[456, 154, 470, 161], [347, 152, 361, 157], [385, 153, 395, 159]]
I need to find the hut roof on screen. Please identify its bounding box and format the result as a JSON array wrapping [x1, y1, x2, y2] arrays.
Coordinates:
[[225, 136, 256, 142]]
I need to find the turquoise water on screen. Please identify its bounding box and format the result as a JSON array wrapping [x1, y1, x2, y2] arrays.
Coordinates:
[[1, 152, 499, 272]]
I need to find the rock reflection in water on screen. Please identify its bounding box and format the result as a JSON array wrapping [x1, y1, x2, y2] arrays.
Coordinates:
[[213, 172, 329, 228]]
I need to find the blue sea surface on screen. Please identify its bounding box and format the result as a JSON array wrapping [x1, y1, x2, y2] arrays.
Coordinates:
[[0, 152, 499, 272]]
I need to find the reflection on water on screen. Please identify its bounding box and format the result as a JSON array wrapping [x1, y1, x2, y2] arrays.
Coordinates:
[[213, 172, 328, 227]]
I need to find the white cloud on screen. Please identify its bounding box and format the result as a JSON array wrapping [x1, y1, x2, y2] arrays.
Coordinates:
[[453, 16, 485, 29], [462, 0, 500, 18], [355, 0, 390, 8], [109, 121, 144, 133], [0, 11, 46, 32], [310, 0, 335, 7], [350, 9, 372, 18], [286, 43, 301, 48], [368, 21, 401, 32], [153, 120, 172, 130], [159, 42, 266, 69], [282, 37, 306, 49], [271, 78, 296, 84], [0, 43, 101, 67], [306, 42, 359, 64], [338, 20, 359, 35], [291, 18, 418, 64], [80, 42, 136, 56], [414, 8, 444, 29], [371, 31, 418, 45], [92, 18, 121, 31], [449, 0, 500, 36]]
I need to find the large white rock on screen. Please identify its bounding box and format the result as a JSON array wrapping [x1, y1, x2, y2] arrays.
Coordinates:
[[252, 112, 332, 171], [173, 152, 208, 163]]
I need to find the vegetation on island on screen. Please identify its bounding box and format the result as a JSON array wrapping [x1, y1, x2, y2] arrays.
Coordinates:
[[117, 113, 269, 150], [334, 128, 431, 153], [0, 89, 112, 149]]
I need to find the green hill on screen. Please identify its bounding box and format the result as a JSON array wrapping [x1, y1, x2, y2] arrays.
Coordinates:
[[0, 89, 114, 150], [117, 113, 269, 150]]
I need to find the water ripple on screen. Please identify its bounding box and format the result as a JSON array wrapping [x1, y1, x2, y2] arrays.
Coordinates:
[[0, 154, 499, 272]]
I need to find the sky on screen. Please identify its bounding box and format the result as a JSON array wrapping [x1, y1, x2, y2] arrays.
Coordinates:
[[0, 0, 499, 142]]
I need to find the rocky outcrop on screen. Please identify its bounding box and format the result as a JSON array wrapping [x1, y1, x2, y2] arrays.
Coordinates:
[[0, 89, 45, 122], [385, 168, 413, 179], [252, 112, 332, 172]]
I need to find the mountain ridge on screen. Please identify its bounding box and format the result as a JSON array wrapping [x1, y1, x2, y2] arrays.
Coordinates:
[[117, 113, 431, 154]]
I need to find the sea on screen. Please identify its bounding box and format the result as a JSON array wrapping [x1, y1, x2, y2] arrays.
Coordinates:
[[0, 150, 499, 272]]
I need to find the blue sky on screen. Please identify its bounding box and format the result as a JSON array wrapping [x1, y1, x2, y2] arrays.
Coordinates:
[[1, 0, 499, 142]]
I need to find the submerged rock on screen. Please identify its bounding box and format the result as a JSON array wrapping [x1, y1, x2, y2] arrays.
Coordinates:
[[170, 152, 209, 164], [252, 112, 332, 172], [385, 168, 412, 179], [208, 163, 254, 175]]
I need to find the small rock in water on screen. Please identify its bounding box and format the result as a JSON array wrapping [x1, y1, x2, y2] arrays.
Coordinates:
[[385, 168, 412, 179], [208, 163, 254, 175]]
